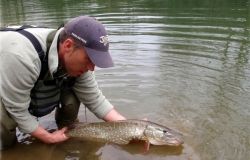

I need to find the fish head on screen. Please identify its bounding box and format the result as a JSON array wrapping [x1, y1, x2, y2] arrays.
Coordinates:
[[144, 124, 184, 146]]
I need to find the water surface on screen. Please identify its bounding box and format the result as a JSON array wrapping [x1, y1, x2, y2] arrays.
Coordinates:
[[1, 0, 250, 160]]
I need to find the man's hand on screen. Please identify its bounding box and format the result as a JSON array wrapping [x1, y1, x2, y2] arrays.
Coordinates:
[[49, 127, 69, 143], [103, 108, 126, 121], [31, 126, 68, 144]]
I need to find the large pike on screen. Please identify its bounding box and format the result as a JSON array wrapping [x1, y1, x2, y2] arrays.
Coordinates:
[[66, 120, 184, 149]]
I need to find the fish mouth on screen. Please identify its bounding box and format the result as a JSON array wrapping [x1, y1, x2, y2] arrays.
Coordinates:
[[149, 138, 184, 146], [167, 139, 184, 146]]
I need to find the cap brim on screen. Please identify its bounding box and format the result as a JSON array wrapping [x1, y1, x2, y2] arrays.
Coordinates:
[[85, 47, 114, 68]]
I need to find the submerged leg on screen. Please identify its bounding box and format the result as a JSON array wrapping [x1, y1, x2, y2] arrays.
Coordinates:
[[55, 89, 80, 128], [0, 102, 17, 150]]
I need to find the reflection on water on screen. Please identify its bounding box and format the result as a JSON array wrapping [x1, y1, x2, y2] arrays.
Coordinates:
[[1, 0, 250, 160]]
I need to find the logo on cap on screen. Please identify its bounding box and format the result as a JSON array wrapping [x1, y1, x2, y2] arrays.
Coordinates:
[[71, 32, 87, 44], [100, 35, 109, 46]]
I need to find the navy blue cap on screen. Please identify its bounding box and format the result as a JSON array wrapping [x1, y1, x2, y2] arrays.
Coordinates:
[[64, 16, 113, 68]]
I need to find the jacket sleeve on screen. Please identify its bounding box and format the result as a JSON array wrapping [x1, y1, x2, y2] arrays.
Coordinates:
[[73, 71, 113, 119], [1, 50, 40, 133]]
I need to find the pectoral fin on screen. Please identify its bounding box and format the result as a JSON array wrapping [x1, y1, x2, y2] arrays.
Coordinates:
[[143, 140, 150, 153]]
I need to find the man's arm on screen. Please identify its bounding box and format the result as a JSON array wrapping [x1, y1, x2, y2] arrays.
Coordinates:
[[0, 45, 42, 134], [73, 71, 126, 120]]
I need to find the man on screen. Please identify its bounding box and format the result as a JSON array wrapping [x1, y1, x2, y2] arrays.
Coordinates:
[[0, 16, 125, 150]]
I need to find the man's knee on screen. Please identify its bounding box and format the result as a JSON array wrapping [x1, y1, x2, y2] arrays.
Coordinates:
[[60, 89, 80, 106], [55, 89, 80, 127]]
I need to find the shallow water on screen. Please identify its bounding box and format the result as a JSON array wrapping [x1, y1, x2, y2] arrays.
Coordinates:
[[1, 0, 250, 160]]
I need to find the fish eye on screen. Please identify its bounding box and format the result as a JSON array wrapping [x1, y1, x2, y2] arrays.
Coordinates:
[[163, 130, 168, 134]]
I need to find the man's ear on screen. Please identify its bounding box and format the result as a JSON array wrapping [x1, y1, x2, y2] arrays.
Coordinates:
[[63, 38, 74, 51]]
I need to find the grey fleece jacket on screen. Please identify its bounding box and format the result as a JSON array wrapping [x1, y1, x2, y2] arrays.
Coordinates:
[[0, 27, 113, 133]]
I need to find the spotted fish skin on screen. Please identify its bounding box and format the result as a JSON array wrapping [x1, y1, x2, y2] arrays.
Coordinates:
[[66, 120, 184, 146]]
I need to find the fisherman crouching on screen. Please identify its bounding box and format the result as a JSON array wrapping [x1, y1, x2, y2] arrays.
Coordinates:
[[0, 15, 126, 150]]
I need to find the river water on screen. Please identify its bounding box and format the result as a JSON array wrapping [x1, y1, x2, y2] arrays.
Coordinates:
[[1, 0, 250, 160]]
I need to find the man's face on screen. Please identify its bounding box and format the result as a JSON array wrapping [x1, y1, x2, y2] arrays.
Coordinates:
[[59, 39, 95, 77]]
